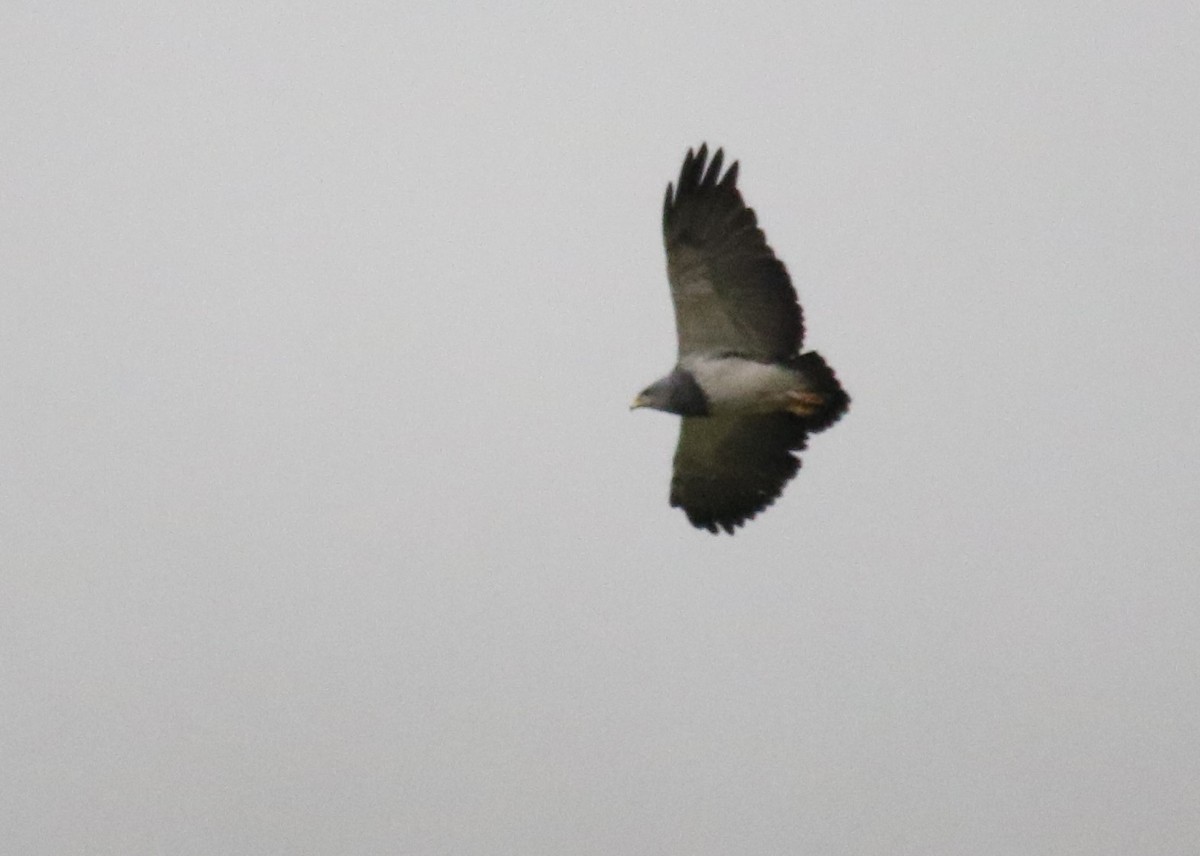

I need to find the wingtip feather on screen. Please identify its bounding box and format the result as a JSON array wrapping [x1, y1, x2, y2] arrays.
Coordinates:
[[703, 149, 724, 187]]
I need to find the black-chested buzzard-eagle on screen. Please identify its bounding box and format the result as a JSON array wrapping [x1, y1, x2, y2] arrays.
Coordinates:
[[632, 145, 849, 534]]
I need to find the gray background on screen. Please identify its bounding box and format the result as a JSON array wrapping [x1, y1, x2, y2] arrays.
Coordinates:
[[4, 3, 1199, 854]]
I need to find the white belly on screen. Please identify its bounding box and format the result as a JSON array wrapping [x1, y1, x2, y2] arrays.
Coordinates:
[[682, 355, 801, 415]]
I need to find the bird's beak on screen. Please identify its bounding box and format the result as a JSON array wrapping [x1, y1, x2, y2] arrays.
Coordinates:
[[630, 393, 648, 410]]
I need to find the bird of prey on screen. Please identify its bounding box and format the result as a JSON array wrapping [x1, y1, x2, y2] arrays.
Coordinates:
[[632, 145, 849, 534]]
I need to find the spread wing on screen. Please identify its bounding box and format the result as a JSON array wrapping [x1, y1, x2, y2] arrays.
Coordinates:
[[663, 144, 803, 362], [670, 413, 809, 534]]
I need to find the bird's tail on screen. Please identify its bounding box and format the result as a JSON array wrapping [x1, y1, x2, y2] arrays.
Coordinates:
[[788, 351, 850, 433]]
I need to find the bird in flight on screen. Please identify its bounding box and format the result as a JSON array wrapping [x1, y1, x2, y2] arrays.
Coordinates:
[[632, 145, 849, 534]]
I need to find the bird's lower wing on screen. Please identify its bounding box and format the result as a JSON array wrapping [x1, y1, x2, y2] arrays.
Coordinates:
[[669, 413, 809, 534]]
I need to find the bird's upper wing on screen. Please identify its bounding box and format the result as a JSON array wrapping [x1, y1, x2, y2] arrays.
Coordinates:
[[669, 413, 809, 534], [663, 145, 803, 361]]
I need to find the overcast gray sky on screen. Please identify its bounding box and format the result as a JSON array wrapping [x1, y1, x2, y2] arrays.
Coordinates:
[[3, 3, 1199, 854]]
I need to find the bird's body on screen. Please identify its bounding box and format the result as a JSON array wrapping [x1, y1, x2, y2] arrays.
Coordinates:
[[683, 355, 814, 415], [633, 145, 849, 534]]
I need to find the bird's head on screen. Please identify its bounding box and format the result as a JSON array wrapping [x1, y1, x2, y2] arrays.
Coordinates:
[[630, 369, 708, 416], [630, 383, 665, 411]]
